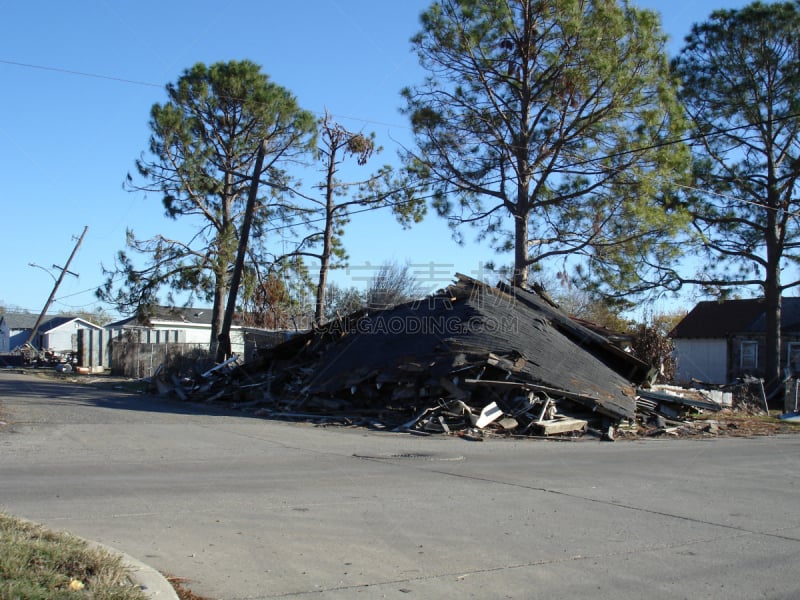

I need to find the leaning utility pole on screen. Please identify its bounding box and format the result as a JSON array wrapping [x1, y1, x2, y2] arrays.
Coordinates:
[[26, 226, 89, 348]]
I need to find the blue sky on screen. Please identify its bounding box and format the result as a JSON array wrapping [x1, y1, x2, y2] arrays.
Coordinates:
[[0, 0, 753, 318]]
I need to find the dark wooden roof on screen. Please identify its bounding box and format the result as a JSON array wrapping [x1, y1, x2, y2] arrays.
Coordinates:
[[295, 274, 645, 421], [670, 297, 800, 339], [744, 297, 800, 333]]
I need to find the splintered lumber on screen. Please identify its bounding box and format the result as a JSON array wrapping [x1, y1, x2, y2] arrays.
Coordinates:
[[637, 388, 723, 412], [464, 378, 630, 421], [202, 354, 240, 377], [537, 398, 553, 422], [486, 352, 526, 373]]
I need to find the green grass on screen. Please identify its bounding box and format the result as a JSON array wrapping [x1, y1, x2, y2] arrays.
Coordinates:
[[0, 513, 148, 600]]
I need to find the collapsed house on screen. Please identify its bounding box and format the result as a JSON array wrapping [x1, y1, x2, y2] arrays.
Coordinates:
[[150, 274, 761, 438], [227, 274, 656, 438], [152, 274, 758, 438]]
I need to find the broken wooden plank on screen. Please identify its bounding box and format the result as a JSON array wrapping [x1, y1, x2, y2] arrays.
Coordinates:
[[465, 378, 602, 406], [205, 389, 228, 403], [534, 417, 588, 436], [437, 415, 451, 433], [201, 354, 240, 378], [537, 398, 553, 422], [395, 406, 437, 431], [169, 374, 188, 401], [637, 388, 722, 412], [463, 378, 634, 422], [486, 352, 526, 373]]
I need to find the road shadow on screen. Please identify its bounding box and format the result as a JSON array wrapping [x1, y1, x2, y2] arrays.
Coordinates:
[[0, 369, 256, 420]]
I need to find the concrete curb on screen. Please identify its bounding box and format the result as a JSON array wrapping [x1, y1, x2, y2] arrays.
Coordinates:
[[87, 540, 180, 600]]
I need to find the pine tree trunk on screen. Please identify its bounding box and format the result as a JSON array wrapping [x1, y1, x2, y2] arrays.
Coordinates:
[[315, 164, 337, 325], [314, 211, 334, 326], [764, 209, 783, 404], [513, 214, 528, 288], [209, 284, 226, 357]]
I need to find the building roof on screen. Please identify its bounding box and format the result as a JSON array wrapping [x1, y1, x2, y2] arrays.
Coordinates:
[[105, 306, 236, 329], [1, 311, 46, 330], [151, 306, 214, 324], [670, 297, 800, 339], [745, 297, 800, 333], [0, 312, 100, 332]]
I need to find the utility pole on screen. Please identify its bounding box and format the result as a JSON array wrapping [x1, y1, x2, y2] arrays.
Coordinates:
[[26, 226, 89, 348]]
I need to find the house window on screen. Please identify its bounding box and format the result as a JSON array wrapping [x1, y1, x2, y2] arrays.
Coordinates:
[[740, 341, 758, 370], [788, 343, 800, 374]]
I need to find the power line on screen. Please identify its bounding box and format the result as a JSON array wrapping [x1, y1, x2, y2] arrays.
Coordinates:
[[0, 59, 162, 88], [0, 58, 410, 132]]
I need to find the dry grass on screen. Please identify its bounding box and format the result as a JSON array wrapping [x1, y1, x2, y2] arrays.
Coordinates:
[[0, 513, 149, 600]]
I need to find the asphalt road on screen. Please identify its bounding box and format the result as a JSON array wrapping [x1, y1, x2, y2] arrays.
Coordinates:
[[1, 369, 799, 600]]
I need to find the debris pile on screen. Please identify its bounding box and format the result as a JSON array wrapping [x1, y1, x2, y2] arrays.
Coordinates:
[[150, 274, 800, 440], [153, 354, 245, 403], [157, 274, 659, 439], [618, 378, 799, 438], [636, 386, 727, 422]]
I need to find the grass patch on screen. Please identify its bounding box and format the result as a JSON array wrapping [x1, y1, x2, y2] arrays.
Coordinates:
[[0, 513, 148, 599]]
